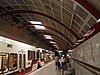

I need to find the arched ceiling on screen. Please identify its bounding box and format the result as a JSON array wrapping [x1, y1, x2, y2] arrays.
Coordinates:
[[0, 0, 100, 51]]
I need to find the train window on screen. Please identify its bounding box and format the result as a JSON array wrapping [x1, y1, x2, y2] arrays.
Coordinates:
[[9, 53, 17, 71], [28, 51, 35, 60], [0, 53, 8, 74], [32, 51, 35, 60], [28, 51, 32, 60]]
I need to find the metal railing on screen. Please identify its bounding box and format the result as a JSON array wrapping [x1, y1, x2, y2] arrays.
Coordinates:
[[73, 58, 100, 75]]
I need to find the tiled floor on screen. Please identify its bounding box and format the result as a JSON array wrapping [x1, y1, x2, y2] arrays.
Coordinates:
[[26, 61, 71, 75]]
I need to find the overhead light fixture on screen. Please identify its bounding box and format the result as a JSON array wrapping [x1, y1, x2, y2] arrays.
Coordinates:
[[68, 50, 73, 52], [44, 35, 53, 39], [53, 45, 58, 47], [50, 41, 56, 44], [29, 21, 46, 30], [29, 21, 42, 25], [34, 25, 46, 30], [58, 51, 63, 52]]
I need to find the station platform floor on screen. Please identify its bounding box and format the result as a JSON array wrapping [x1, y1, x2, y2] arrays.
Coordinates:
[[26, 60, 71, 75]]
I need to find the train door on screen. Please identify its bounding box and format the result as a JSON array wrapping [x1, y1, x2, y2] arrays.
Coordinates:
[[18, 53, 22, 72], [18, 51, 26, 72]]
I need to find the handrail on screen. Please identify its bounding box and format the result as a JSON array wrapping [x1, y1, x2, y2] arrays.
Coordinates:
[[72, 58, 100, 75]]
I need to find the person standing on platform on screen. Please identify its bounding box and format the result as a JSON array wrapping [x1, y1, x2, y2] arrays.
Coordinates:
[[60, 55, 65, 69], [55, 56, 59, 70], [54, 51, 60, 70]]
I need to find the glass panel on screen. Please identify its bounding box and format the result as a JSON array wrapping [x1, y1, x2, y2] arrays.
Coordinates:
[[32, 51, 35, 60], [28, 51, 31, 60], [0, 53, 8, 74], [9, 53, 17, 71], [28, 51, 35, 60]]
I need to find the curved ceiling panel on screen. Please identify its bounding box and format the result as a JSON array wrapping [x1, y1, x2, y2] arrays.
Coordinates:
[[1, 10, 80, 39], [19, 24, 74, 45], [0, 0, 99, 51]]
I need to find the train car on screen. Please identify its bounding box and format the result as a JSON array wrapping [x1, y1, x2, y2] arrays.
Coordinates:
[[0, 36, 55, 75], [37, 49, 54, 67], [0, 36, 38, 75]]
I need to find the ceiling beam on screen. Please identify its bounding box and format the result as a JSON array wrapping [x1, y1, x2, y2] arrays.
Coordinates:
[[48, 34, 72, 48], [73, 22, 100, 49], [38, 31, 72, 48], [19, 24, 74, 45], [0, 9, 80, 40], [75, 0, 100, 19], [45, 37, 71, 49], [45, 39, 69, 50]]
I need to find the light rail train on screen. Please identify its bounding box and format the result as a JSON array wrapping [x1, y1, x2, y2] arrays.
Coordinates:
[[0, 36, 54, 75]]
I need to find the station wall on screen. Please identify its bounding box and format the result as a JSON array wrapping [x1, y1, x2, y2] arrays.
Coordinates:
[[72, 32, 100, 75]]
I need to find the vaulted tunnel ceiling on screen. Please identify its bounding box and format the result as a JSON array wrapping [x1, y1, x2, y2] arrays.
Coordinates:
[[0, 0, 100, 51]]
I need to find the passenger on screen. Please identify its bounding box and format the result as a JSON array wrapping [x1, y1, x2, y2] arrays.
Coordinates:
[[60, 55, 65, 69], [54, 50, 60, 70], [55, 56, 60, 70]]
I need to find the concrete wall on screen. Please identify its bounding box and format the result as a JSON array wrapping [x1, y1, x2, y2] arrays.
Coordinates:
[[72, 32, 100, 75]]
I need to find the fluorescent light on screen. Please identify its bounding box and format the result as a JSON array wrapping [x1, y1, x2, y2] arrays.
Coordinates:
[[29, 21, 42, 24], [58, 51, 63, 52], [44, 35, 53, 39], [34, 25, 46, 30], [50, 41, 56, 44], [53, 45, 58, 46], [68, 50, 73, 52], [46, 50, 48, 52]]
